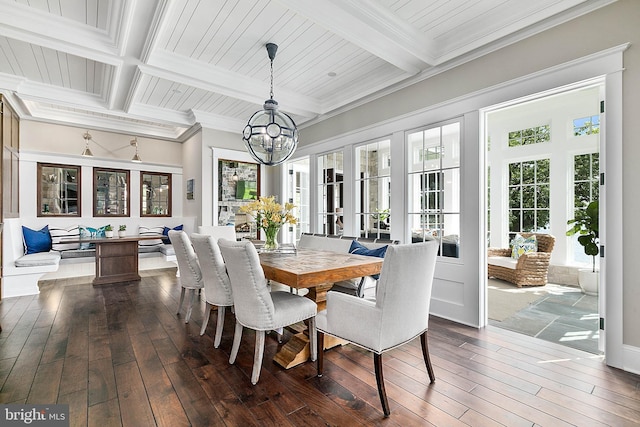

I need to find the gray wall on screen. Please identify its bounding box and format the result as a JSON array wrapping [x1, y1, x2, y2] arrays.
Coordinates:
[[300, 0, 640, 347]]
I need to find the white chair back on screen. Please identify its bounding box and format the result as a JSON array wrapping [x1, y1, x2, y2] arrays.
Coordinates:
[[190, 233, 233, 306], [198, 225, 236, 241], [168, 230, 202, 289]]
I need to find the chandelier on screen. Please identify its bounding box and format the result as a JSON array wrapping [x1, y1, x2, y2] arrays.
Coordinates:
[[242, 43, 298, 166]]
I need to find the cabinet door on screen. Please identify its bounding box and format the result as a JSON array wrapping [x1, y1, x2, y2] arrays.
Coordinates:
[[38, 163, 81, 217], [141, 171, 171, 217], [94, 168, 130, 217]]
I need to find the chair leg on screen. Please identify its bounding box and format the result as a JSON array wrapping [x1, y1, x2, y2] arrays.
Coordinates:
[[374, 353, 391, 417], [229, 321, 243, 364], [213, 306, 226, 348], [251, 330, 266, 385], [420, 330, 436, 383], [200, 302, 212, 336], [308, 317, 317, 362], [177, 287, 186, 315], [184, 289, 197, 323], [317, 332, 325, 377]]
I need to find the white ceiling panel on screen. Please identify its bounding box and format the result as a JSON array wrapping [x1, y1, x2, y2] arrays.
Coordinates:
[[0, 0, 616, 141]]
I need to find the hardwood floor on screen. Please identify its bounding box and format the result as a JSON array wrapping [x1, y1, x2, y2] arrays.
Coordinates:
[[1, 268, 639, 426]]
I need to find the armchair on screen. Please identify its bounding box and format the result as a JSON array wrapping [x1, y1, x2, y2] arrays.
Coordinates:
[[487, 233, 555, 287], [316, 241, 439, 417]]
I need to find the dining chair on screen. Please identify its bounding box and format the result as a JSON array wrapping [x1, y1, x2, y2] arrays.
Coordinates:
[[316, 241, 439, 417], [218, 239, 318, 385], [168, 230, 203, 323], [198, 225, 237, 241], [190, 233, 234, 347]]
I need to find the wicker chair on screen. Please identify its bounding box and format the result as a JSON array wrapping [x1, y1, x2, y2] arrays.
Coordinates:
[[487, 233, 555, 287]]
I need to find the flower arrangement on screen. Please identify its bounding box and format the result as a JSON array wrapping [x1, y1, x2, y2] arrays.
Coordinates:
[[240, 196, 297, 250]]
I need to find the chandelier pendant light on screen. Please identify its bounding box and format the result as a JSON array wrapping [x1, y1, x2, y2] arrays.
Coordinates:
[[81, 131, 94, 157], [242, 43, 298, 166]]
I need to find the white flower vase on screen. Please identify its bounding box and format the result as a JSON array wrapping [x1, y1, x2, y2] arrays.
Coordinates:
[[118, 230, 126, 238], [105, 230, 114, 238]]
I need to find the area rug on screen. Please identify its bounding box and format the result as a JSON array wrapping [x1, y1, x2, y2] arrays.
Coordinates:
[[488, 279, 549, 321]]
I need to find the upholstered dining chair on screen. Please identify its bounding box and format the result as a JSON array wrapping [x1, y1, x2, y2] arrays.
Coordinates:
[[190, 233, 234, 347], [316, 241, 439, 417], [218, 239, 318, 385], [168, 230, 203, 324]]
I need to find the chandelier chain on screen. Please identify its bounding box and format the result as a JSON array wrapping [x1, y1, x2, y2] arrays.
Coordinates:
[[269, 59, 274, 100]]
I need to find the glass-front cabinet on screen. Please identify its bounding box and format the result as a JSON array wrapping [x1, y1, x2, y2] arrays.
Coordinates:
[[94, 168, 130, 217], [141, 171, 171, 217], [37, 163, 81, 216]]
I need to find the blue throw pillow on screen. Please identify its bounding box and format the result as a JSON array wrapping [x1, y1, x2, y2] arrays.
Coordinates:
[[349, 240, 388, 279], [22, 225, 52, 255], [162, 224, 183, 244]]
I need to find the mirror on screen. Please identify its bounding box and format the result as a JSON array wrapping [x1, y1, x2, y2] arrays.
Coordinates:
[[37, 163, 81, 217], [141, 171, 171, 217], [94, 168, 130, 217]]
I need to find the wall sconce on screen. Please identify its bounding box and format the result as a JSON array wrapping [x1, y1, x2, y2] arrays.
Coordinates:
[[81, 131, 94, 157], [131, 137, 142, 163]]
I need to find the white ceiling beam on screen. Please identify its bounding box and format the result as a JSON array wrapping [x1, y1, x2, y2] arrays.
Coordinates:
[[0, 0, 120, 63], [190, 110, 247, 135], [274, 0, 436, 74], [143, 50, 320, 118]]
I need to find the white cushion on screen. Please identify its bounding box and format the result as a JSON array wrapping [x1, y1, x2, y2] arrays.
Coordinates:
[[15, 251, 61, 267], [49, 225, 80, 251], [138, 226, 164, 246], [487, 256, 517, 269]]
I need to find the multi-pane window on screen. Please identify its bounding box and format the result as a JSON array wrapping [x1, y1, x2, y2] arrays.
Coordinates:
[[572, 152, 599, 263], [573, 115, 600, 136], [407, 121, 461, 258], [287, 158, 310, 241], [508, 159, 550, 233], [508, 125, 550, 147], [355, 139, 391, 239], [317, 151, 343, 236]]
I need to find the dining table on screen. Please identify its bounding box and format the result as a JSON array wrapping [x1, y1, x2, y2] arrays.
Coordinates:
[[60, 234, 166, 285], [258, 247, 383, 369]]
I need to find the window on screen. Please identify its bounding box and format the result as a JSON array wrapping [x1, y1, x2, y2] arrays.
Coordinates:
[[287, 158, 310, 241], [508, 125, 550, 147], [573, 115, 600, 136], [407, 121, 461, 258], [141, 172, 171, 216], [572, 152, 599, 263], [508, 159, 550, 233], [355, 138, 391, 239], [37, 163, 81, 217], [94, 168, 130, 217], [317, 151, 343, 236]]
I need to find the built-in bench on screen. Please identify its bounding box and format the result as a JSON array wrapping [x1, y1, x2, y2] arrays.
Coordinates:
[[2, 217, 195, 298], [297, 233, 398, 297]]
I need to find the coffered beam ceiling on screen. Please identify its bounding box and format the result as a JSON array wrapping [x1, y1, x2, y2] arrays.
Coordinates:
[[0, 0, 616, 141]]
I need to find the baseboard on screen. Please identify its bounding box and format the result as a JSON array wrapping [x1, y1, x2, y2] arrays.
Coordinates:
[[620, 344, 640, 375]]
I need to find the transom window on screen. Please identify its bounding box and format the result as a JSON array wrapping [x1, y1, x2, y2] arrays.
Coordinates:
[[573, 115, 600, 136], [508, 125, 550, 147], [407, 120, 461, 258], [508, 159, 550, 233]]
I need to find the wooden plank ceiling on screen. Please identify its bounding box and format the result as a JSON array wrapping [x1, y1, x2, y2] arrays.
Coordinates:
[[0, 0, 616, 141]]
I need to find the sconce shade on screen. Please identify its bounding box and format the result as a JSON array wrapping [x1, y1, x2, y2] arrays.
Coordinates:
[[131, 137, 142, 163], [242, 43, 298, 166], [81, 131, 94, 157]]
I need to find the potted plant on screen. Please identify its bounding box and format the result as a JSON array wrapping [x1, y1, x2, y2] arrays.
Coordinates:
[[104, 224, 114, 238], [566, 200, 599, 295], [118, 224, 127, 237]]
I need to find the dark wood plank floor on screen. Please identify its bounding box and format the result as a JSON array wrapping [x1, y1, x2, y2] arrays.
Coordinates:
[[1, 268, 639, 426]]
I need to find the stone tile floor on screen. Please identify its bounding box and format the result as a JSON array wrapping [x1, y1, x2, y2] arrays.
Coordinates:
[[489, 283, 600, 354]]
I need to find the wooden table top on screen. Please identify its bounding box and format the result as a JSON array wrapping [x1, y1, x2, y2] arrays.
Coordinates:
[[259, 248, 383, 289]]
